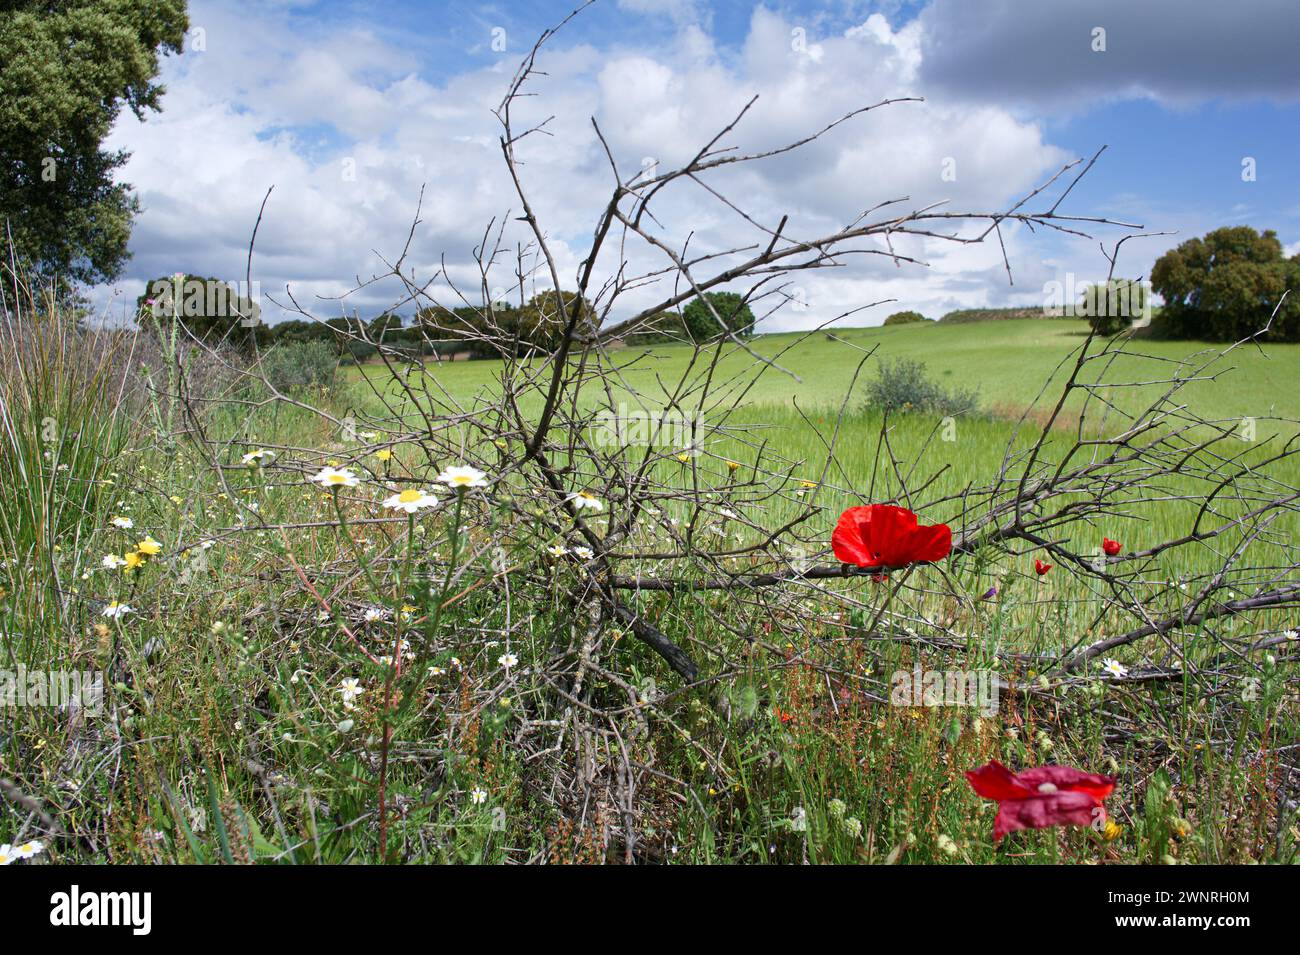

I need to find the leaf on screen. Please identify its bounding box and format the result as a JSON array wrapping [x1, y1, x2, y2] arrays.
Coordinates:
[[206, 766, 236, 865]]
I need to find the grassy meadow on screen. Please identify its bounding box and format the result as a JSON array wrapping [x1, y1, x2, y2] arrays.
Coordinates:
[[355, 318, 1300, 429], [3, 309, 1297, 866]]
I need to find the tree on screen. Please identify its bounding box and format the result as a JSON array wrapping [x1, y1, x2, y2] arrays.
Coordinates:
[[1151, 226, 1300, 341], [1079, 279, 1148, 336], [135, 274, 261, 346], [511, 291, 597, 353], [625, 310, 689, 345], [0, 1, 189, 286], [883, 310, 926, 326], [682, 291, 756, 342]]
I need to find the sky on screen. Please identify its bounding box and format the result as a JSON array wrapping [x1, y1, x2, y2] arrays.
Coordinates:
[[93, 0, 1300, 332]]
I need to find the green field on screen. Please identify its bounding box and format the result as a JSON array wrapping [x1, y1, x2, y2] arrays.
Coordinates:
[[353, 318, 1300, 430]]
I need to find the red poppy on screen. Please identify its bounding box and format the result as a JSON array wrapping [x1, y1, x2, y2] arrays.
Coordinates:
[[1102, 537, 1122, 556], [831, 504, 951, 570], [965, 760, 1116, 841], [1034, 559, 1052, 575]]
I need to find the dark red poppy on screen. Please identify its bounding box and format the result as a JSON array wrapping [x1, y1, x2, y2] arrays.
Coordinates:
[[1034, 559, 1052, 575], [965, 760, 1116, 841], [1102, 537, 1122, 556], [831, 505, 951, 570]]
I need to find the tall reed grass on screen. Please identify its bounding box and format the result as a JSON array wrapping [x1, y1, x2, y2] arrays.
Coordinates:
[[0, 268, 138, 668]]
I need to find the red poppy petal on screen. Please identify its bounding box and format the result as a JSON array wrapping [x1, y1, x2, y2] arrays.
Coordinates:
[[831, 506, 878, 566], [992, 790, 1103, 840], [833, 505, 951, 569], [869, 505, 924, 567], [907, 523, 953, 563], [965, 761, 1034, 801], [1016, 765, 1117, 801], [882, 505, 920, 532]]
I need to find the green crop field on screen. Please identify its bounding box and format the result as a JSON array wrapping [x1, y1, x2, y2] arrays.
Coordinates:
[[352, 318, 1300, 431]]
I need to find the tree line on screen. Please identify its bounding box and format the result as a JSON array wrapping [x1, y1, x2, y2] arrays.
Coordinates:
[[132, 279, 756, 361]]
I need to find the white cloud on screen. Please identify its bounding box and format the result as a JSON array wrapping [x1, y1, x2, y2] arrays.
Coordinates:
[[94, 1, 1103, 331]]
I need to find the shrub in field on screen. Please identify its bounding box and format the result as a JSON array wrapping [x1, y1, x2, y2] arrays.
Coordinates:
[[883, 310, 927, 326], [1080, 279, 1148, 336], [866, 358, 979, 416], [260, 340, 338, 392]]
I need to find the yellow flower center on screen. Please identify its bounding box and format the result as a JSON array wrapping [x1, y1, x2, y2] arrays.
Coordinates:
[[398, 489, 422, 503]]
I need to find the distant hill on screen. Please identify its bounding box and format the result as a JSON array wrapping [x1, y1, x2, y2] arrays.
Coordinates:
[[939, 306, 1048, 324]]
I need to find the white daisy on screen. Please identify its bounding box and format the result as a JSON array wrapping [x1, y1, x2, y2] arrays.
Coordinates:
[[572, 546, 594, 560], [14, 840, 43, 860], [311, 466, 359, 489], [338, 678, 364, 708], [101, 554, 127, 569], [566, 491, 604, 512], [547, 545, 569, 558], [241, 448, 275, 467], [110, 516, 133, 529], [469, 787, 488, 805], [362, 606, 389, 623], [382, 488, 440, 513], [0, 844, 14, 866], [101, 601, 133, 619], [437, 465, 488, 489], [1284, 630, 1297, 641], [1101, 658, 1128, 679], [498, 652, 519, 669]]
